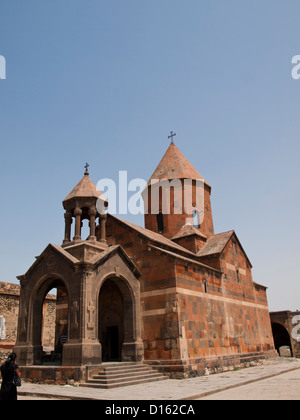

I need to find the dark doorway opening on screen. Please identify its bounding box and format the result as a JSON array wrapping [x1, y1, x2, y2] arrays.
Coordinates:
[[31, 278, 68, 366], [107, 326, 120, 361], [99, 279, 124, 362], [271, 322, 293, 357], [98, 276, 138, 363], [42, 285, 68, 365]]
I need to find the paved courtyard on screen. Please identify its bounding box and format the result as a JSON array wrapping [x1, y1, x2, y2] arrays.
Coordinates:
[[14, 357, 300, 401], [200, 367, 300, 400]]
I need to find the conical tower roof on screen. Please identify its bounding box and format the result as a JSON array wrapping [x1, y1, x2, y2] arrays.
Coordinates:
[[63, 173, 102, 203], [148, 142, 207, 185]]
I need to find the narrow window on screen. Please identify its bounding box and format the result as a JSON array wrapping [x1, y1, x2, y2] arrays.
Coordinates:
[[203, 278, 208, 294], [236, 270, 241, 283], [157, 212, 164, 232], [193, 210, 200, 228]]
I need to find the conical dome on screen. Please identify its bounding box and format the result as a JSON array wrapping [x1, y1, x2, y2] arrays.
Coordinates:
[[148, 142, 207, 185], [144, 141, 214, 240], [63, 172, 102, 204]]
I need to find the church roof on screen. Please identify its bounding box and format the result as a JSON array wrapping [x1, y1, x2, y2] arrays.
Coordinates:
[[148, 244, 222, 275], [107, 214, 222, 274], [63, 172, 102, 203], [197, 231, 234, 257], [147, 142, 207, 185], [197, 230, 252, 267], [18, 243, 80, 279], [108, 214, 198, 258], [171, 224, 207, 241], [91, 244, 141, 278]]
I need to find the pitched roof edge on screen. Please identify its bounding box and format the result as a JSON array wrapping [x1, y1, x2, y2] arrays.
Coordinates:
[[107, 214, 199, 259], [92, 244, 142, 278], [230, 232, 253, 268], [22, 243, 80, 277], [148, 244, 222, 275], [197, 230, 253, 268]]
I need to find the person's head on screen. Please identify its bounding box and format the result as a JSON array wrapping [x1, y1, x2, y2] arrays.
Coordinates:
[[8, 353, 17, 363]]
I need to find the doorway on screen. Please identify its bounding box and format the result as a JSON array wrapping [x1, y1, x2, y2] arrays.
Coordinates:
[[30, 278, 69, 366], [271, 322, 293, 357], [107, 326, 120, 361], [98, 276, 138, 362], [98, 279, 124, 362]]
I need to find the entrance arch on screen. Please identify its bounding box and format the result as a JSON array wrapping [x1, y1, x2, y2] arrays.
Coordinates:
[[98, 276, 139, 362], [30, 277, 69, 365], [271, 322, 293, 357]]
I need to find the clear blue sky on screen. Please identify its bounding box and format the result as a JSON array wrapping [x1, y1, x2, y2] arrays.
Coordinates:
[[0, 0, 299, 311]]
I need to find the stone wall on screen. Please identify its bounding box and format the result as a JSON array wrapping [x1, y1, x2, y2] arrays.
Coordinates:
[[0, 282, 20, 345], [0, 281, 56, 364], [104, 215, 277, 377], [270, 311, 300, 358]]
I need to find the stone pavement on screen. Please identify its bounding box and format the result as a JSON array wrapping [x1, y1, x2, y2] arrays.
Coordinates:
[[15, 357, 300, 400], [200, 368, 300, 400]]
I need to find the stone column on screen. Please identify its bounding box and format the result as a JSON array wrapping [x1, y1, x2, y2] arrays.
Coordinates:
[[89, 206, 97, 241], [63, 212, 72, 244], [73, 207, 82, 242], [99, 214, 107, 243]]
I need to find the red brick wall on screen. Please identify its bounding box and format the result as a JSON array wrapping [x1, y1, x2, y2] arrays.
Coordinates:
[[144, 181, 214, 240], [103, 217, 275, 370], [105, 217, 181, 360], [175, 238, 275, 361]]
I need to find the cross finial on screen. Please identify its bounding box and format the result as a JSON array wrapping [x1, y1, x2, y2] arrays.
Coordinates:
[[168, 131, 176, 143], [84, 163, 89, 176]]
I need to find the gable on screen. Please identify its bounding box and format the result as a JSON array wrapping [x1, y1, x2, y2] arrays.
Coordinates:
[[197, 230, 252, 268], [107, 214, 197, 258], [222, 233, 252, 268], [23, 243, 79, 278], [92, 244, 141, 278], [197, 231, 234, 257]]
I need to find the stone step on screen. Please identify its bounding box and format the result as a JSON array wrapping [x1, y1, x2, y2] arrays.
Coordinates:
[[99, 363, 145, 372], [81, 375, 168, 389], [88, 372, 164, 385], [100, 362, 138, 368], [93, 368, 156, 380], [81, 362, 168, 389]]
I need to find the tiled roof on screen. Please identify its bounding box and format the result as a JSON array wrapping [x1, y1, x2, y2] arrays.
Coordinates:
[[108, 214, 198, 257], [63, 174, 103, 203], [172, 224, 207, 240], [148, 244, 222, 274], [197, 230, 252, 267], [147, 142, 207, 184], [91, 244, 141, 278], [197, 230, 234, 257]]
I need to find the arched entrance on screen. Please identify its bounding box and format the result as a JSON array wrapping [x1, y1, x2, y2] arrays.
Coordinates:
[[30, 277, 69, 365], [271, 322, 293, 357], [98, 277, 136, 362]]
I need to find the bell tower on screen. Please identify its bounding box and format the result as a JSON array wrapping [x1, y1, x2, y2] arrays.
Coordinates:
[[143, 141, 214, 240], [62, 165, 108, 252]]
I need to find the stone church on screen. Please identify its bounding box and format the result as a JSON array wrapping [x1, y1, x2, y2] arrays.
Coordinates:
[[14, 141, 276, 382]]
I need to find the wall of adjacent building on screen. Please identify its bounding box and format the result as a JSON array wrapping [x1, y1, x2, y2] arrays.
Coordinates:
[[0, 281, 56, 364]]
